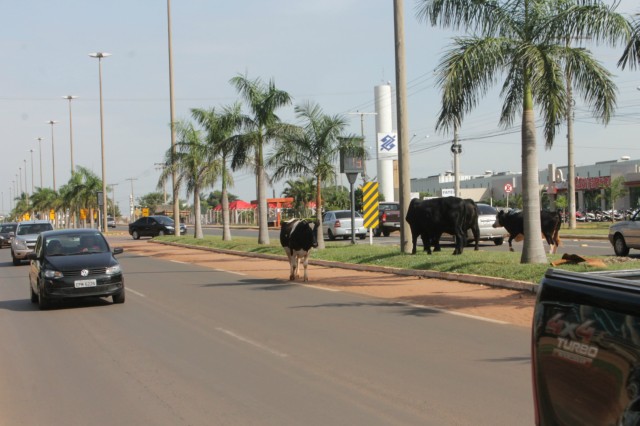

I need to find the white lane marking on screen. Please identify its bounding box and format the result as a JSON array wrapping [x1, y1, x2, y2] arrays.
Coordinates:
[[223, 270, 247, 276], [303, 284, 340, 292], [126, 288, 146, 298], [216, 327, 288, 358], [170, 260, 187, 264], [407, 303, 508, 325]]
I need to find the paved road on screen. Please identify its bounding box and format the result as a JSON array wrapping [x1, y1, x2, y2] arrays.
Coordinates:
[[0, 245, 534, 425]]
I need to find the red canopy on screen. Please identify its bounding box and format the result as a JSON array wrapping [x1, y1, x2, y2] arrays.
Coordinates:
[[212, 200, 255, 211]]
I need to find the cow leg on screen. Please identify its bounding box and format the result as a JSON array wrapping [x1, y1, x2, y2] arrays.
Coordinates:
[[508, 236, 514, 252], [289, 256, 297, 281], [411, 234, 418, 254], [284, 247, 295, 280], [302, 253, 310, 282], [420, 233, 432, 255]]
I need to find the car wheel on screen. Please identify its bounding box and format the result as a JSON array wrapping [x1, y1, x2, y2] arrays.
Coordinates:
[[614, 234, 630, 256], [328, 229, 336, 241], [494, 238, 504, 246], [374, 228, 382, 237], [158, 230, 165, 236], [30, 284, 38, 303], [132, 230, 140, 240], [112, 290, 125, 304], [38, 284, 49, 310], [358, 234, 366, 240], [11, 251, 20, 266], [382, 229, 391, 237]]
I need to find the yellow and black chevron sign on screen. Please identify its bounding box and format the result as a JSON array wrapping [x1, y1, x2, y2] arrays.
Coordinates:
[[362, 181, 379, 229]]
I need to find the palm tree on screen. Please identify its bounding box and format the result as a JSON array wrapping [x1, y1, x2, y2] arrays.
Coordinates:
[[191, 104, 242, 241], [269, 101, 363, 249], [416, 0, 631, 263], [61, 166, 103, 228], [618, 12, 640, 69], [159, 120, 222, 238], [30, 187, 59, 223], [282, 177, 316, 218], [229, 73, 293, 245]]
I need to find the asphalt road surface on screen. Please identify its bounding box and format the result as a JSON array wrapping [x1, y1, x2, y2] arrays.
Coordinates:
[[0, 244, 533, 425]]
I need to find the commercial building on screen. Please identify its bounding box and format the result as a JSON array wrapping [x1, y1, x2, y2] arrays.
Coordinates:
[[410, 157, 640, 211]]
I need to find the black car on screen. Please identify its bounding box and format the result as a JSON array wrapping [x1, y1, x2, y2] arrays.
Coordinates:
[[0, 222, 17, 248], [28, 229, 125, 310], [128, 215, 187, 239]]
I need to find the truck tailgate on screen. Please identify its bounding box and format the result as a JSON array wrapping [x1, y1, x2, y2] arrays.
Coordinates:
[[533, 269, 640, 425]]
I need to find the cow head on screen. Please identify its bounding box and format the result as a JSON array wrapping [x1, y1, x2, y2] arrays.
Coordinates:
[[493, 210, 506, 228], [310, 220, 319, 248]]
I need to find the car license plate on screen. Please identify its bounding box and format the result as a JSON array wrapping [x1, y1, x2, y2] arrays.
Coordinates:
[[75, 279, 97, 288]]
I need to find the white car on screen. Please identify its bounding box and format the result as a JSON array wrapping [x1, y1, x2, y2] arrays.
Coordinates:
[[473, 203, 506, 245], [11, 220, 54, 265], [322, 210, 367, 240], [609, 210, 640, 256]]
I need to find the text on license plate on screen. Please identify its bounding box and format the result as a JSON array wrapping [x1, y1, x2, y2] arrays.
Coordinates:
[[75, 279, 97, 288]]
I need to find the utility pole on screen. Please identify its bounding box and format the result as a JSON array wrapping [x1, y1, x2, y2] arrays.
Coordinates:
[[127, 178, 138, 222], [452, 123, 461, 197], [109, 183, 119, 219], [393, 0, 412, 254]]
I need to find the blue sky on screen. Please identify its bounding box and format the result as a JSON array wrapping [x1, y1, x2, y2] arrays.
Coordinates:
[[2, 0, 639, 215]]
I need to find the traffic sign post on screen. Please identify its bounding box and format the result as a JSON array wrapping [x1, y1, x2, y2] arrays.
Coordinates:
[[362, 181, 379, 245], [504, 183, 512, 208]]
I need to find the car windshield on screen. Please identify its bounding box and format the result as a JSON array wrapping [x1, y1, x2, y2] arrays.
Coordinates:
[[46, 233, 109, 256], [17, 223, 53, 235], [477, 204, 498, 215], [335, 211, 362, 219], [0, 224, 16, 233], [155, 216, 174, 225], [380, 204, 399, 211]]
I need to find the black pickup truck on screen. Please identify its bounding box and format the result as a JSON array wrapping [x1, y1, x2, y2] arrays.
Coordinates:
[[532, 268, 640, 425]]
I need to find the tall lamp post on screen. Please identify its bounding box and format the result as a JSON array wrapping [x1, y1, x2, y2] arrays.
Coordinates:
[[89, 52, 111, 232], [63, 95, 78, 175], [35, 137, 44, 188], [29, 149, 34, 193], [46, 120, 58, 191], [167, 0, 180, 235]]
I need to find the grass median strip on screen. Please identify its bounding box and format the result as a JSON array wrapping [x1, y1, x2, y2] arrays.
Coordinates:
[[155, 235, 639, 284]]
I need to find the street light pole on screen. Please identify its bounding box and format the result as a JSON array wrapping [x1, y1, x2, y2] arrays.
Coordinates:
[[63, 95, 78, 175], [35, 137, 44, 188], [46, 120, 58, 191], [29, 149, 34, 193], [167, 0, 180, 235], [89, 52, 111, 233]]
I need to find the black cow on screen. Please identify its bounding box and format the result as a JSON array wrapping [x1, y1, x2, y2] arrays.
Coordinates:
[[406, 197, 469, 255], [427, 198, 480, 253], [280, 219, 319, 282], [493, 209, 562, 253]]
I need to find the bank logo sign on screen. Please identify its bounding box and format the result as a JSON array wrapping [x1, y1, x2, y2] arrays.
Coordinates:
[[377, 132, 398, 159]]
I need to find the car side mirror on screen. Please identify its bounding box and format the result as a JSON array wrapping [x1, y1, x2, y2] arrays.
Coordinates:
[[26, 252, 38, 260], [112, 247, 124, 255]]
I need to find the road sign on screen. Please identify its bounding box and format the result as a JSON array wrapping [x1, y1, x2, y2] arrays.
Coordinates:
[[504, 183, 513, 193], [362, 181, 379, 229]]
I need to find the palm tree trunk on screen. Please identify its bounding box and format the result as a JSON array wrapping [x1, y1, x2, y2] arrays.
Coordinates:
[[222, 168, 231, 241], [315, 175, 325, 249], [194, 185, 203, 239], [521, 108, 547, 264], [257, 148, 270, 245]]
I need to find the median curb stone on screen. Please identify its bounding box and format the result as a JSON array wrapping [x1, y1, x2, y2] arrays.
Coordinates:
[[151, 240, 538, 294]]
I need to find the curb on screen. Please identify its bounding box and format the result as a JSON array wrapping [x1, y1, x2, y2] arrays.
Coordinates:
[[151, 240, 538, 294]]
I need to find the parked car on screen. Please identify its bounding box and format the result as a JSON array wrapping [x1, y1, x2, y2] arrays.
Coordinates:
[[440, 203, 506, 246], [128, 215, 187, 239], [27, 229, 125, 309], [374, 202, 401, 237], [0, 222, 17, 248], [11, 220, 54, 265], [107, 216, 116, 228], [608, 210, 640, 256], [472, 203, 506, 245], [322, 210, 366, 240]]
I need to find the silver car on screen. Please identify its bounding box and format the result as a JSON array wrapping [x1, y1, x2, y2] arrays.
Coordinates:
[[322, 210, 367, 240], [473, 203, 506, 245], [11, 220, 54, 265], [609, 210, 640, 256]]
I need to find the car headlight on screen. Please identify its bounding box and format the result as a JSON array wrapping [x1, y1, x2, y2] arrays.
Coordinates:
[[166, 226, 174, 230], [44, 269, 64, 279], [106, 265, 121, 275], [13, 239, 28, 250]]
